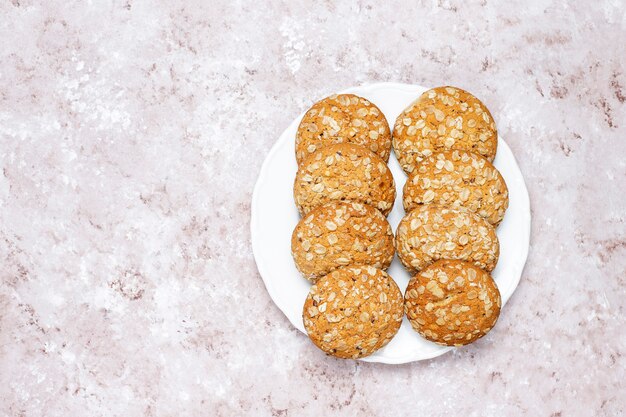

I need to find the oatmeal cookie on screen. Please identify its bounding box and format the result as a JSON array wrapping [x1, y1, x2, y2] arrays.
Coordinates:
[[404, 259, 501, 346], [392, 86, 497, 174], [291, 201, 394, 282], [294, 144, 395, 216], [395, 204, 499, 274], [303, 266, 403, 359], [402, 150, 508, 226], [296, 94, 391, 165]]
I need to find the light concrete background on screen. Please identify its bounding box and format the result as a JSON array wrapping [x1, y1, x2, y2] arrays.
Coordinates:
[[0, 1, 624, 416]]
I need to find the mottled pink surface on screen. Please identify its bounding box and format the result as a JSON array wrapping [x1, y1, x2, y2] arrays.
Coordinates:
[[0, 1, 624, 416]]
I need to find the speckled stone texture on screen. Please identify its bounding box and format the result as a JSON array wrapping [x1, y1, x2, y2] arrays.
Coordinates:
[[0, 1, 624, 416]]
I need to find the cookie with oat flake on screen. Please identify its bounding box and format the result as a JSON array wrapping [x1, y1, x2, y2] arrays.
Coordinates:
[[404, 259, 501, 346], [294, 143, 395, 216], [296, 94, 391, 165], [303, 266, 403, 359], [395, 204, 499, 274], [392, 86, 498, 174], [291, 201, 394, 282], [403, 150, 509, 226]]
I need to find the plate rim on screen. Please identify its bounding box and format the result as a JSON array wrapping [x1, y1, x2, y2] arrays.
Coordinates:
[[251, 82, 531, 364]]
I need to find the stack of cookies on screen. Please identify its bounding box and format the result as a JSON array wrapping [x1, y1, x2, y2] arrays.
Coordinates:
[[292, 94, 403, 359], [393, 86, 508, 347], [291, 87, 509, 359]]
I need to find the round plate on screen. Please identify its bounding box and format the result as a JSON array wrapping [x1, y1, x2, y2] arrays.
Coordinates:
[[251, 82, 531, 364]]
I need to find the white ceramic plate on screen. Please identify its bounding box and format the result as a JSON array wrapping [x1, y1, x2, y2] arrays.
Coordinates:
[[251, 82, 530, 364]]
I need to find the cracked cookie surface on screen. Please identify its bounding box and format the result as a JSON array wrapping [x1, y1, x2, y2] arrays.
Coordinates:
[[303, 266, 403, 359], [392, 86, 497, 174], [294, 143, 395, 216], [395, 204, 499, 274], [403, 150, 509, 226], [404, 259, 501, 346], [291, 201, 394, 282], [296, 94, 391, 165]]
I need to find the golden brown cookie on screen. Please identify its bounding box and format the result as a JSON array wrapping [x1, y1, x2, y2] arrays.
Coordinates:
[[302, 266, 403, 359], [403, 150, 509, 226], [392, 86, 498, 174], [295, 94, 391, 165], [293, 144, 395, 217], [395, 204, 499, 274], [291, 201, 394, 282], [404, 259, 502, 346]]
